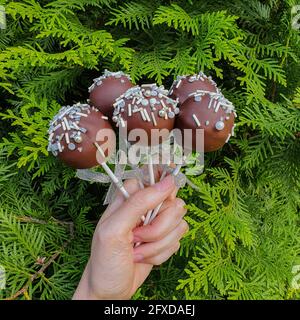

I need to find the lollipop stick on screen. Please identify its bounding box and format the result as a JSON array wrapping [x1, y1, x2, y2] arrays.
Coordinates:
[[143, 168, 167, 225], [134, 155, 156, 247], [101, 162, 130, 199], [147, 164, 181, 224], [148, 155, 155, 186], [134, 166, 168, 247], [94, 142, 130, 199], [143, 155, 155, 225]]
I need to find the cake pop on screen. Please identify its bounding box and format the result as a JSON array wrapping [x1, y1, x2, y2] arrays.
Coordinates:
[[169, 72, 219, 105], [112, 84, 179, 146], [175, 90, 236, 152], [47, 103, 115, 169], [88, 70, 134, 118], [47, 103, 129, 199]]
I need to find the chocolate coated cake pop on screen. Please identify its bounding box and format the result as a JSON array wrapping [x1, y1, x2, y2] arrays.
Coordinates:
[[169, 72, 219, 105], [112, 84, 179, 146], [89, 70, 133, 118], [175, 90, 236, 152], [47, 103, 115, 169]]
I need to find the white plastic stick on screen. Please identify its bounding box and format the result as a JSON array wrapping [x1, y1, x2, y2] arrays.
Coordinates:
[[94, 143, 129, 199], [147, 165, 181, 224], [134, 155, 156, 247], [143, 156, 155, 225]]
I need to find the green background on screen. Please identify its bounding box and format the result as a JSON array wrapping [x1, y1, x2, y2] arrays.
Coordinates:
[[0, 0, 299, 300]]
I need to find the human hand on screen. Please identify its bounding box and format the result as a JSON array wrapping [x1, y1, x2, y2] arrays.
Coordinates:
[[73, 175, 188, 300]]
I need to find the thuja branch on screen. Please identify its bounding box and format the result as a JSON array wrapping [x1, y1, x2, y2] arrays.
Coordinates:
[[5, 239, 72, 300], [17, 216, 75, 236]]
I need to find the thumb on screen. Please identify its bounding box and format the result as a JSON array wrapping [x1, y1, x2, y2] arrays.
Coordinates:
[[112, 175, 176, 232]]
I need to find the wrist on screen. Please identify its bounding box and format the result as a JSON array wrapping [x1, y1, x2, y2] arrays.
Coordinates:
[[72, 262, 102, 300]]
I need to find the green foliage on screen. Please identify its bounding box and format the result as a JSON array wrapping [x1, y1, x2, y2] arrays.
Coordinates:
[[0, 0, 299, 300]]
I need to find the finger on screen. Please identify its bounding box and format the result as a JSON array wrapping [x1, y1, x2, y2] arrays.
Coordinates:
[[133, 198, 187, 242], [133, 220, 189, 261], [168, 184, 179, 200], [109, 175, 176, 232], [138, 242, 181, 265]]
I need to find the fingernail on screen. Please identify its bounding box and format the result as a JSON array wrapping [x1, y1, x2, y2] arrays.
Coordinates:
[[133, 253, 144, 262], [154, 175, 174, 192]]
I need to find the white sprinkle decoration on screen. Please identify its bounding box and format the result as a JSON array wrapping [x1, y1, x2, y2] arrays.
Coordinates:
[[63, 117, 71, 130], [76, 112, 88, 117], [215, 121, 225, 131], [151, 112, 157, 126], [57, 142, 62, 152], [62, 122, 66, 131], [164, 112, 168, 120], [72, 122, 80, 130], [212, 100, 217, 111], [101, 116, 109, 120], [192, 114, 201, 127], [142, 99, 149, 106], [225, 134, 231, 143], [141, 83, 156, 87], [68, 143, 76, 151], [176, 79, 182, 88], [53, 124, 62, 131], [78, 147, 83, 153], [159, 109, 165, 117], [161, 100, 167, 110], [208, 97, 214, 109], [140, 109, 147, 121], [65, 132, 70, 144], [128, 104, 132, 117], [205, 120, 210, 126], [48, 133, 54, 142], [143, 109, 151, 122], [214, 102, 220, 113], [160, 94, 170, 100]]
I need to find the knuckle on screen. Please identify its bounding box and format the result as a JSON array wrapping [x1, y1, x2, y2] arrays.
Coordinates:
[[97, 224, 114, 243], [97, 221, 125, 244]]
